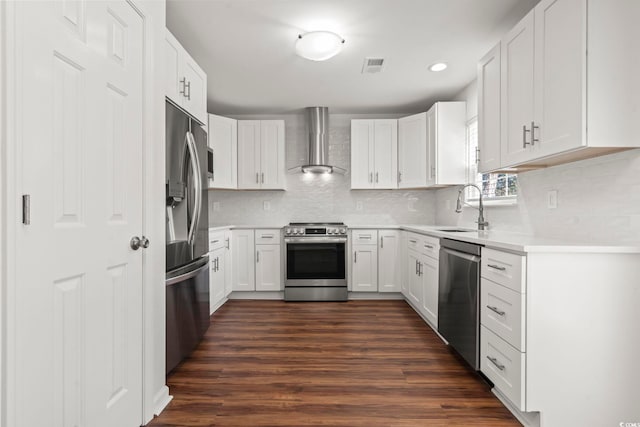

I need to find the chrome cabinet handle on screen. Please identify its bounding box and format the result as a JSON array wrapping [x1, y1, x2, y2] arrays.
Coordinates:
[[375, 172, 379, 183], [185, 81, 191, 100], [475, 147, 480, 164], [424, 244, 434, 249], [261, 234, 274, 239], [354, 251, 357, 263], [256, 172, 259, 183], [359, 235, 371, 239], [418, 261, 423, 276], [225, 238, 230, 249], [369, 172, 373, 183], [522, 124, 531, 147], [398, 171, 402, 183], [261, 172, 264, 183], [430, 166, 435, 178], [486, 356, 505, 371], [409, 239, 417, 244], [211, 239, 219, 244], [415, 259, 419, 275], [256, 250, 260, 263], [531, 121, 539, 145], [179, 77, 187, 97], [380, 236, 384, 248], [487, 264, 507, 271], [486, 305, 506, 316]]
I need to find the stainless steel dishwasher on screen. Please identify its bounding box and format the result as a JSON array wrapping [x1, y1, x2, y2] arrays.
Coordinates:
[[438, 238, 482, 370]]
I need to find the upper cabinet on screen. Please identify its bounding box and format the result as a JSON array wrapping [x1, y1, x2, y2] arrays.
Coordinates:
[[237, 120, 286, 190], [398, 103, 466, 188], [350, 119, 398, 189], [477, 44, 502, 173], [165, 29, 207, 125], [208, 114, 237, 189], [481, 0, 640, 172]]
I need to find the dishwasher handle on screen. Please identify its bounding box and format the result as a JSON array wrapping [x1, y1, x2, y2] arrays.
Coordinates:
[[441, 247, 481, 263]]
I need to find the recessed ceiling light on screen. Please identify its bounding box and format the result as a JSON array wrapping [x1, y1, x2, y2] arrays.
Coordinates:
[[296, 31, 345, 62], [429, 62, 448, 72]]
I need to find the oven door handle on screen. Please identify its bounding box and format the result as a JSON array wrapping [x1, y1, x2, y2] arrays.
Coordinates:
[[284, 237, 347, 244]]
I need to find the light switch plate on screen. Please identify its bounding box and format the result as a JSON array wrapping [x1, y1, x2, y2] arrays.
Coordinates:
[[547, 190, 558, 209], [263, 201, 271, 211]]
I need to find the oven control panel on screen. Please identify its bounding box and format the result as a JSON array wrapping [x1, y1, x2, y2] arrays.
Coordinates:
[[284, 225, 347, 237]]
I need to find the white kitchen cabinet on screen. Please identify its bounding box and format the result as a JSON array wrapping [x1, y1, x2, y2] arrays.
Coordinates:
[[492, 0, 640, 171], [398, 104, 466, 188], [406, 250, 422, 306], [400, 232, 409, 298], [398, 112, 428, 188], [350, 119, 397, 189], [378, 230, 401, 292], [351, 230, 378, 292], [237, 120, 285, 190], [208, 114, 237, 189], [209, 246, 226, 314], [165, 29, 207, 125], [223, 231, 232, 297], [255, 244, 282, 291], [232, 229, 255, 291], [477, 43, 502, 173]]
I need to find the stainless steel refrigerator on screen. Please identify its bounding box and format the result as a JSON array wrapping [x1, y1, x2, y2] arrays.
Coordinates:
[[165, 101, 209, 374]]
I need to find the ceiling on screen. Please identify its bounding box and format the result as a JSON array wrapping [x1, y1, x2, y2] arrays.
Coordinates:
[[167, 0, 536, 115]]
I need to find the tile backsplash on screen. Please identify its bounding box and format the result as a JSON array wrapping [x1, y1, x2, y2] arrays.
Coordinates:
[[209, 113, 437, 226]]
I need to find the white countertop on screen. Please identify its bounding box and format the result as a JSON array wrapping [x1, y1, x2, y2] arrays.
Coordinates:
[[211, 224, 640, 253]]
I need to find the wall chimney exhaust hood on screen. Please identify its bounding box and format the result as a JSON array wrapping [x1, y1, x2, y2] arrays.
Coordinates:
[[289, 107, 345, 174]]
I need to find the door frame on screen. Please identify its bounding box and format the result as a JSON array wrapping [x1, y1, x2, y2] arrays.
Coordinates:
[[0, 1, 168, 425]]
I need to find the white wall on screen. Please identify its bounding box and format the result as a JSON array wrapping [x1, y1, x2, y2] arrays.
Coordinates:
[[436, 82, 640, 244], [209, 113, 437, 226]]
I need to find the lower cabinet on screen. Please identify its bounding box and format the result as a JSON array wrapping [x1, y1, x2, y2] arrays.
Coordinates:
[[232, 228, 282, 292], [404, 232, 440, 328], [255, 244, 282, 291], [232, 229, 256, 291], [209, 246, 226, 314], [419, 253, 438, 327], [406, 249, 422, 306], [352, 244, 378, 292], [378, 230, 401, 292]]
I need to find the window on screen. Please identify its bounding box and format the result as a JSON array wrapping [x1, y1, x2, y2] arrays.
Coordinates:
[[466, 118, 517, 203]]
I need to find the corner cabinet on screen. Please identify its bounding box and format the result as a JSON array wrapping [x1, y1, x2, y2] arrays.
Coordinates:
[[208, 114, 237, 189], [404, 233, 440, 327], [165, 29, 207, 125], [237, 120, 286, 190], [350, 120, 398, 189], [209, 229, 232, 314], [398, 103, 466, 188], [481, 0, 640, 172]]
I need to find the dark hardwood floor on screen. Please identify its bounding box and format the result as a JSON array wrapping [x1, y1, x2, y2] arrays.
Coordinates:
[[148, 300, 520, 426]]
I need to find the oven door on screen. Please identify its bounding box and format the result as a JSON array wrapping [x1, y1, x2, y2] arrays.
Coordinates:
[[285, 237, 346, 287]]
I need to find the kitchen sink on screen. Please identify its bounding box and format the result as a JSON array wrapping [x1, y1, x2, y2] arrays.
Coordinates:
[[437, 228, 475, 233]]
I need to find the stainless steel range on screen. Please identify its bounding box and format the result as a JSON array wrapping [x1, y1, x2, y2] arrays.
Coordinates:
[[284, 222, 348, 301]]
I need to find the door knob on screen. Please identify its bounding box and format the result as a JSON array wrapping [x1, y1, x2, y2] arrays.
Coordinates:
[[130, 236, 150, 250]]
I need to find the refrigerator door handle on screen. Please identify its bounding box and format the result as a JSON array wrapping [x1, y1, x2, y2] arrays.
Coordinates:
[[185, 131, 203, 247]]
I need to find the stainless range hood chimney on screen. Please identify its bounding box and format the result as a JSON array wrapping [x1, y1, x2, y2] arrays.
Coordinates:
[[289, 107, 345, 174]]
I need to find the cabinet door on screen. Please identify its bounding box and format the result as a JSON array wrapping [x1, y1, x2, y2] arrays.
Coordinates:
[[208, 114, 237, 189], [210, 248, 226, 314], [534, 0, 585, 157], [255, 244, 282, 291], [350, 120, 374, 189], [373, 120, 398, 189], [420, 255, 439, 328], [501, 10, 535, 167], [224, 232, 233, 297], [182, 54, 207, 125], [478, 43, 502, 173], [398, 113, 427, 188], [352, 245, 378, 292], [378, 230, 401, 292], [232, 229, 255, 291], [407, 250, 422, 305], [165, 30, 182, 106], [425, 107, 437, 187], [260, 120, 286, 190], [237, 121, 261, 189]]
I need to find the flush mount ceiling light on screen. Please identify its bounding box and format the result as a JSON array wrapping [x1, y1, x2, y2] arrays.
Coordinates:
[[429, 62, 448, 72], [296, 31, 345, 61]]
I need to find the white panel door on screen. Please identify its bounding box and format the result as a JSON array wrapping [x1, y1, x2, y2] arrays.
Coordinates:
[[14, 1, 144, 426], [398, 113, 427, 188], [378, 230, 401, 292], [182, 54, 207, 125], [260, 120, 286, 190], [352, 245, 378, 292], [255, 244, 282, 291], [237, 121, 261, 189], [208, 114, 237, 189], [210, 248, 226, 313], [501, 10, 535, 167], [420, 255, 439, 327], [407, 251, 421, 305], [425, 107, 437, 187], [478, 43, 502, 173], [534, 0, 586, 157], [232, 229, 255, 291], [224, 231, 233, 297], [350, 119, 374, 189], [373, 120, 398, 189]]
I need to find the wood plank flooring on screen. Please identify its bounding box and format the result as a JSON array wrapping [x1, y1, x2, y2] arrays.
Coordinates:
[[147, 300, 520, 426]]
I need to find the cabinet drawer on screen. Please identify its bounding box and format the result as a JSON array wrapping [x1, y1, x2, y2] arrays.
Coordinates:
[[255, 229, 281, 244], [352, 229, 378, 245], [406, 232, 423, 251], [209, 231, 225, 251], [481, 279, 525, 351], [481, 326, 526, 411], [419, 235, 439, 259], [481, 248, 526, 293]]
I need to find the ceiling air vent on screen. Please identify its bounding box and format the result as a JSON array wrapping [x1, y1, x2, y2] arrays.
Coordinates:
[[362, 57, 385, 74]]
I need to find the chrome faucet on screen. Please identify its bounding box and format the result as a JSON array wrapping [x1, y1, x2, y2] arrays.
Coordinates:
[[455, 184, 489, 231]]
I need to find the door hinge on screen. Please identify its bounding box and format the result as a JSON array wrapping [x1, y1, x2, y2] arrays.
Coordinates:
[[22, 194, 30, 225]]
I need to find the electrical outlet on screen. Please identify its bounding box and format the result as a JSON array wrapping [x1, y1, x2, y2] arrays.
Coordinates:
[[547, 190, 558, 209], [356, 201, 363, 211], [213, 202, 220, 212], [263, 201, 271, 211]]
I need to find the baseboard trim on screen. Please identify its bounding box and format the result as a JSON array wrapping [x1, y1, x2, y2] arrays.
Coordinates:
[[492, 382, 540, 427], [210, 297, 228, 314], [228, 291, 406, 301], [152, 385, 172, 417], [348, 292, 404, 300], [229, 291, 284, 300]]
